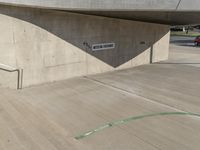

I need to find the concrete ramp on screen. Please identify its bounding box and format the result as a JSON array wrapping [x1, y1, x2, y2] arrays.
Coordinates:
[[1, 60, 200, 149], [178, 0, 200, 10]]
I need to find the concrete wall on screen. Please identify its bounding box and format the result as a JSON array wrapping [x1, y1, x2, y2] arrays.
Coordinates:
[[0, 5, 170, 89]]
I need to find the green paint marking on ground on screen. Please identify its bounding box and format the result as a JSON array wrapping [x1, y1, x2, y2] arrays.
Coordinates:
[[75, 112, 200, 140]]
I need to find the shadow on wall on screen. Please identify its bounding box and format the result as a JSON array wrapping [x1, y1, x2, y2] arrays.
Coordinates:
[[0, 5, 169, 68]]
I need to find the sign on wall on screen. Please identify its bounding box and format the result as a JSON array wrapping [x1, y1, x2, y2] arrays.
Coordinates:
[[92, 43, 115, 51]]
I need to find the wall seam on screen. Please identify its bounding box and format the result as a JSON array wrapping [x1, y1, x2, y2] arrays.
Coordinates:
[[176, 0, 182, 10]]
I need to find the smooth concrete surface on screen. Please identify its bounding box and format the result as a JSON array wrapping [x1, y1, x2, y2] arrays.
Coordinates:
[[0, 5, 170, 89], [73, 11, 200, 25], [178, 0, 200, 10], [2, 0, 200, 11], [0, 0, 182, 11], [0, 45, 200, 149], [2, 0, 200, 25]]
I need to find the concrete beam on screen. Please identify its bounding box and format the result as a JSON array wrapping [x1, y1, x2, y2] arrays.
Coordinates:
[[0, 0, 181, 11], [178, 0, 200, 10], [2, 0, 200, 11], [71, 11, 200, 25], [0, 0, 200, 25]]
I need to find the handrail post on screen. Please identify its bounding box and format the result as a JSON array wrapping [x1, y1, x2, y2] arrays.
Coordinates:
[[17, 70, 20, 90], [17, 69, 23, 90]]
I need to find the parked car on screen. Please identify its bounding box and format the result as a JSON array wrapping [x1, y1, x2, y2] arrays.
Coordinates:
[[194, 36, 200, 46]]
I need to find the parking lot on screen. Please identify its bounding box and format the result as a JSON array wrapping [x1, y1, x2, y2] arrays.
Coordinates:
[[168, 36, 200, 67]]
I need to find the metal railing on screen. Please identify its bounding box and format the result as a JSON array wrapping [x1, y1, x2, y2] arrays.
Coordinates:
[[0, 63, 23, 90]]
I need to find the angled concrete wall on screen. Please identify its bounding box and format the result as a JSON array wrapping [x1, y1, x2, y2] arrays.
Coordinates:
[[0, 5, 170, 89]]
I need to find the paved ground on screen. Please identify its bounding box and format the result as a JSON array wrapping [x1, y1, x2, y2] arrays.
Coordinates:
[[168, 36, 200, 67], [164, 45, 200, 67], [1, 40, 200, 149], [170, 35, 195, 47]]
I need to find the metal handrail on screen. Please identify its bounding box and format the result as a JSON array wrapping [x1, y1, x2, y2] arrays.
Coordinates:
[[0, 64, 23, 89]]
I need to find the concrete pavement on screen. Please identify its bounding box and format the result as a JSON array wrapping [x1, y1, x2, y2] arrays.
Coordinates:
[[166, 36, 200, 67], [0, 44, 200, 149], [1, 0, 200, 11]]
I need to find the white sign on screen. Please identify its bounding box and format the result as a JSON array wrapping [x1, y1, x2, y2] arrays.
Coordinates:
[[92, 43, 115, 51]]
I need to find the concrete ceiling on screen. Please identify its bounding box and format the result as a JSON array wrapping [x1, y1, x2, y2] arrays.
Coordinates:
[[0, 0, 200, 25]]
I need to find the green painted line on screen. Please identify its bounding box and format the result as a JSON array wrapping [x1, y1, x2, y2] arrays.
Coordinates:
[[75, 112, 200, 140]]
